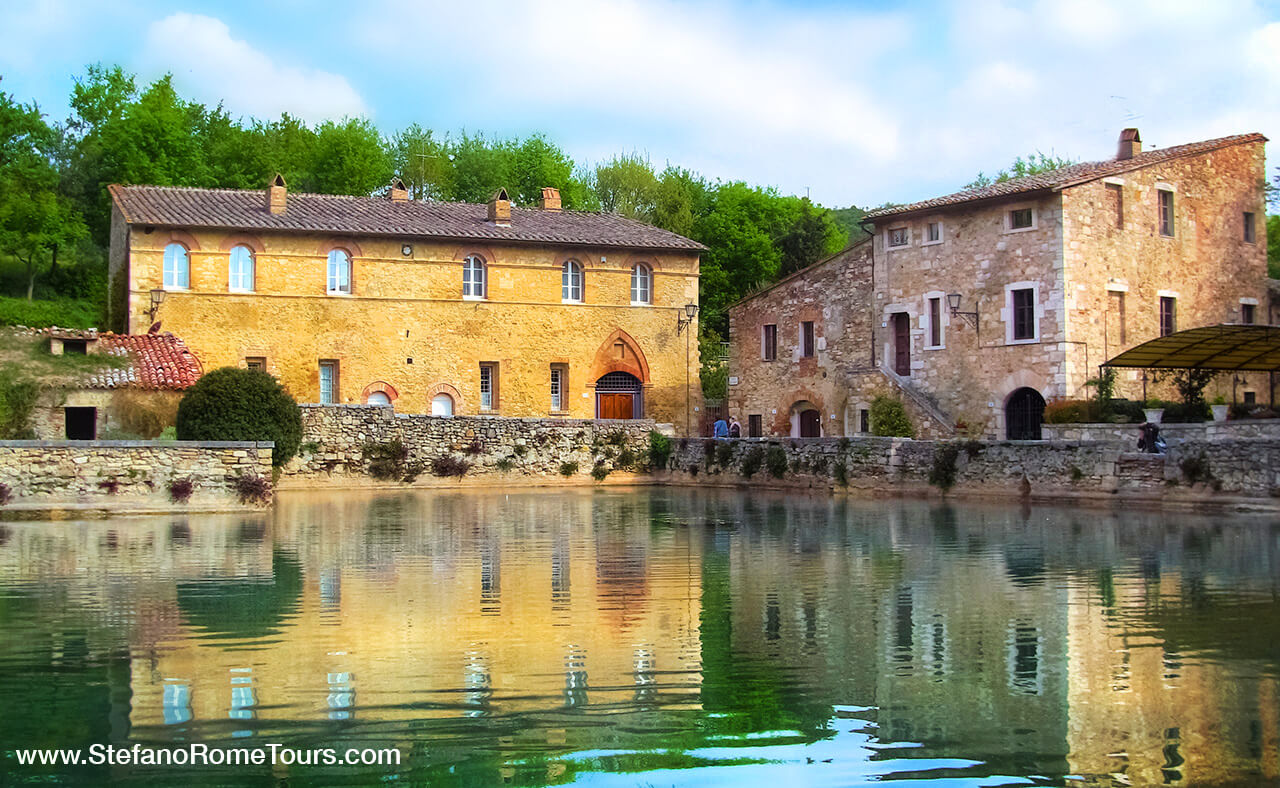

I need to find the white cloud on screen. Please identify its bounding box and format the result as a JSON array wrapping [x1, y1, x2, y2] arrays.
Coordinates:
[[140, 13, 367, 123]]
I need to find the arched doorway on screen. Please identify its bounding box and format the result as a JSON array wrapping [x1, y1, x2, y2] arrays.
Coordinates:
[[1006, 387, 1046, 440], [788, 400, 822, 437], [431, 393, 454, 416], [596, 371, 642, 419]]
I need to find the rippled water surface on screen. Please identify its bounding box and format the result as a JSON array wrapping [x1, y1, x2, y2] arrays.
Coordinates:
[[1, 489, 1278, 786]]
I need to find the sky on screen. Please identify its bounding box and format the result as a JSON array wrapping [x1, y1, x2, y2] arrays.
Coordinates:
[[1, 0, 1278, 209]]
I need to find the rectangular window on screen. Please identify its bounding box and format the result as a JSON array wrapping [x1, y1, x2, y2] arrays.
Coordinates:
[[800, 321, 815, 358], [928, 297, 942, 348], [1160, 296, 1177, 336], [550, 366, 565, 411], [1009, 208, 1034, 230], [925, 222, 941, 243], [319, 360, 339, 404], [748, 414, 762, 438], [1245, 391, 1257, 405], [1012, 288, 1036, 341], [1106, 183, 1123, 229], [1110, 292, 1126, 345], [860, 409, 870, 434], [480, 363, 497, 411], [887, 227, 909, 248], [762, 324, 777, 361], [246, 357, 266, 372], [1242, 303, 1256, 325], [1244, 212, 1256, 243], [1158, 189, 1174, 237]]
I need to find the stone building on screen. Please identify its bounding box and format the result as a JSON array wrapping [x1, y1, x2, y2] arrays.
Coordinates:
[[108, 180, 704, 430], [729, 130, 1268, 438]]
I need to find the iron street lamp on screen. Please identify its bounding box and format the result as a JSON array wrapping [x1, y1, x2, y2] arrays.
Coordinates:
[[678, 303, 699, 437], [947, 292, 980, 332], [147, 288, 167, 323]]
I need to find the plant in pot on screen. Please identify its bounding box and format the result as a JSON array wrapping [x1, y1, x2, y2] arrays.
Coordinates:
[[1143, 399, 1165, 425], [1210, 395, 1229, 422]]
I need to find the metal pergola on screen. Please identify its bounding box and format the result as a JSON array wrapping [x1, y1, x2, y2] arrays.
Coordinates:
[[1101, 324, 1280, 405]]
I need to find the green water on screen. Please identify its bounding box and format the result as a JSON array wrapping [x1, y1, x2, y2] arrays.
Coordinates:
[[0, 489, 1277, 787]]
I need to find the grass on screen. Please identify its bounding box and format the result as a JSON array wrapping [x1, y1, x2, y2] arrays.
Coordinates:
[[0, 296, 104, 330], [0, 330, 129, 386]]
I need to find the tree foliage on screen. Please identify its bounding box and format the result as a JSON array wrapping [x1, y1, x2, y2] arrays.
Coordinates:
[[1267, 214, 1279, 279], [965, 151, 1078, 190], [175, 367, 303, 466]]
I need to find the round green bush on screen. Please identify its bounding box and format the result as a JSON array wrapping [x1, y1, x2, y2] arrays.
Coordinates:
[[870, 396, 915, 438], [175, 367, 302, 466]]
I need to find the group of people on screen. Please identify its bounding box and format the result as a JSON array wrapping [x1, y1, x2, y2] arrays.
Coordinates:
[[712, 416, 742, 439]]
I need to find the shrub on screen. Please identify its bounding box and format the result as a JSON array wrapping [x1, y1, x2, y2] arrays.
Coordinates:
[[495, 457, 516, 472], [111, 390, 181, 438], [0, 296, 102, 329], [928, 443, 960, 490], [363, 440, 421, 482], [962, 440, 984, 458], [740, 447, 764, 477], [559, 460, 579, 477], [869, 396, 914, 438], [431, 455, 471, 478], [234, 474, 272, 505], [765, 445, 788, 479], [175, 367, 302, 466], [590, 463, 610, 481], [1180, 453, 1215, 486], [299, 440, 320, 454], [0, 366, 39, 439], [648, 430, 673, 469], [97, 478, 120, 494], [0, 482, 10, 505], [837, 437, 851, 452], [513, 444, 528, 456], [168, 477, 194, 503], [616, 447, 638, 470], [463, 438, 485, 455], [702, 439, 717, 469], [715, 442, 733, 468], [810, 456, 829, 475], [1044, 399, 1100, 424], [606, 429, 628, 446], [157, 426, 178, 442], [833, 461, 848, 486], [1069, 465, 1084, 483]]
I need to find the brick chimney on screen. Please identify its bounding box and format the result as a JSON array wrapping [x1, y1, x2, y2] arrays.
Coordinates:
[[487, 187, 512, 226], [1117, 128, 1142, 161], [389, 177, 409, 202], [266, 173, 287, 214], [539, 187, 562, 212]]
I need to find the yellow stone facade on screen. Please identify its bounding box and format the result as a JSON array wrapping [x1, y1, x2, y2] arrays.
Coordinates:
[[110, 201, 703, 431]]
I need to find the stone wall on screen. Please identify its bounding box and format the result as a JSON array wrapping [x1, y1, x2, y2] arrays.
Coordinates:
[[1042, 418, 1280, 445], [0, 440, 274, 513], [281, 404, 664, 485]]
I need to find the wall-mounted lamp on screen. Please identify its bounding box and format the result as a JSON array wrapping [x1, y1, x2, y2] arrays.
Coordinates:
[[147, 288, 167, 323], [946, 292, 979, 332], [676, 302, 699, 335]]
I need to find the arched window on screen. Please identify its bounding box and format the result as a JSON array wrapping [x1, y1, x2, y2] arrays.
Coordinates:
[[327, 249, 352, 294], [630, 263, 652, 304], [228, 245, 255, 292], [463, 255, 486, 299], [163, 243, 189, 289], [367, 391, 391, 406], [431, 393, 455, 416], [562, 260, 583, 302]]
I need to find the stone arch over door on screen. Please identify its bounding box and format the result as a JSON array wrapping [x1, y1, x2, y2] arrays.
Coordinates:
[[1005, 387, 1046, 440], [788, 400, 823, 438], [361, 381, 398, 405], [590, 329, 651, 384]]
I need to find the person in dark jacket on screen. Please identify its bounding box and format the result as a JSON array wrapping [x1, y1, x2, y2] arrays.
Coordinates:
[[728, 418, 742, 438]]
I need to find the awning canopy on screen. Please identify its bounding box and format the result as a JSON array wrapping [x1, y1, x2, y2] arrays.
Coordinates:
[[1102, 324, 1280, 371]]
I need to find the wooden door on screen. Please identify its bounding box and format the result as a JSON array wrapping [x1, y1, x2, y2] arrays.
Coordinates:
[[893, 313, 911, 376], [599, 393, 633, 420], [799, 409, 821, 438]]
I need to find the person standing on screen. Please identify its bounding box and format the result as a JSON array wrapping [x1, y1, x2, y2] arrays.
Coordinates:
[[728, 417, 742, 438], [713, 416, 729, 439]]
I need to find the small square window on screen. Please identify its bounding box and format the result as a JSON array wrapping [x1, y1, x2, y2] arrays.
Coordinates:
[[887, 227, 909, 248], [1009, 208, 1034, 230], [1244, 391, 1257, 405], [1242, 303, 1256, 325], [1244, 212, 1256, 243], [925, 222, 941, 243], [246, 357, 266, 372]]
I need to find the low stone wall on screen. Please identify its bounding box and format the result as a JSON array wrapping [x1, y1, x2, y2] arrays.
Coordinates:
[[1042, 418, 1280, 446], [656, 436, 1280, 503], [0, 440, 274, 514], [282, 405, 668, 485]]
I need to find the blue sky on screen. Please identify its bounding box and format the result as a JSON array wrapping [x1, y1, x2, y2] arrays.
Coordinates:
[[2, 0, 1278, 208]]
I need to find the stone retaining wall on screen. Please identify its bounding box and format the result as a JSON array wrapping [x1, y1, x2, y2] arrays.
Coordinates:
[[0, 440, 274, 513], [1042, 419, 1280, 446], [282, 404, 668, 485]]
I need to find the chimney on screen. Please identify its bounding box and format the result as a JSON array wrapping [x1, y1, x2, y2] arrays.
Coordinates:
[[389, 177, 409, 202], [487, 187, 512, 226], [539, 187, 562, 212], [1117, 128, 1142, 161], [266, 173, 287, 214]]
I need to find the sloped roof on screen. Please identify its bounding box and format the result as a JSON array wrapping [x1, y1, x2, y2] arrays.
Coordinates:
[[865, 132, 1266, 221], [1102, 324, 1280, 371], [84, 333, 204, 390], [109, 184, 707, 252]]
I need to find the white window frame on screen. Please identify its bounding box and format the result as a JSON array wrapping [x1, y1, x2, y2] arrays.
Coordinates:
[[886, 226, 910, 249], [922, 220, 944, 246], [163, 243, 190, 290], [562, 260, 583, 303], [1004, 205, 1037, 234], [630, 264, 653, 305], [326, 249, 352, 295], [1157, 186, 1176, 238], [319, 361, 338, 404], [1240, 298, 1258, 324], [479, 364, 495, 411], [228, 245, 255, 293], [550, 367, 565, 412], [463, 255, 486, 300], [431, 393, 454, 417], [922, 291, 947, 349], [1001, 281, 1042, 345]]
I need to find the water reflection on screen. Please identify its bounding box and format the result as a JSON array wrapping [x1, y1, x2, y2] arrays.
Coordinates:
[[0, 490, 1276, 786]]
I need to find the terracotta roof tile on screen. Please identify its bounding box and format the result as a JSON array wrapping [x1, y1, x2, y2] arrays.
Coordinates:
[[865, 132, 1267, 221], [110, 185, 707, 252], [87, 333, 204, 391]]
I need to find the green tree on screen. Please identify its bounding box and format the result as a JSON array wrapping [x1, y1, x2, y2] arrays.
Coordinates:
[[448, 132, 514, 203], [693, 182, 786, 331], [777, 196, 846, 276], [594, 152, 658, 220], [651, 166, 709, 238], [175, 367, 303, 467], [509, 134, 582, 207], [965, 151, 1078, 190], [390, 123, 453, 200], [830, 204, 871, 247], [1267, 214, 1279, 279], [303, 117, 392, 196]]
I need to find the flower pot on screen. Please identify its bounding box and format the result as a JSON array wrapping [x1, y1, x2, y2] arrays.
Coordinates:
[[1143, 408, 1164, 424], [1211, 404, 1229, 422]]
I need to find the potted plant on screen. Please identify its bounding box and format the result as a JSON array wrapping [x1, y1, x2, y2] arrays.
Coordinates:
[[1143, 400, 1164, 424], [1210, 395, 1229, 422]]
